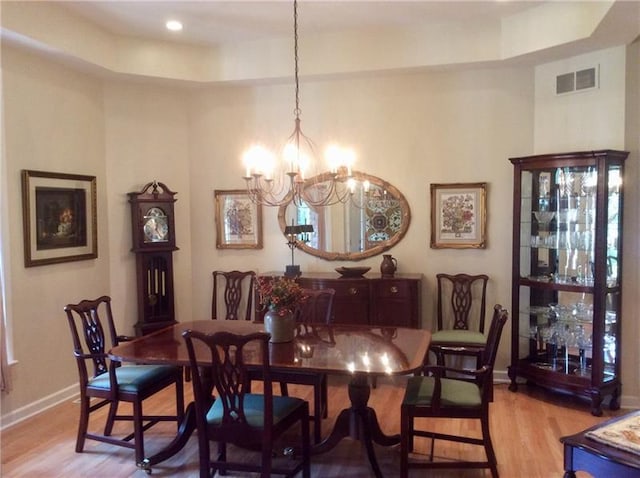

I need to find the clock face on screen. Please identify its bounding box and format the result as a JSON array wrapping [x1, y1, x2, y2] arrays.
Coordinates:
[[143, 207, 169, 243]]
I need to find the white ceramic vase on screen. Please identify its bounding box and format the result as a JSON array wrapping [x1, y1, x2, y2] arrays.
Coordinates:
[[264, 309, 295, 343]]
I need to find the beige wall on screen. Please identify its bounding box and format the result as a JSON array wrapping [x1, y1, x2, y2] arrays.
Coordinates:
[[186, 68, 534, 366], [1, 40, 638, 426], [534, 46, 627, 152], [102, 81, 194, 336], [1, 46, 109, 420], [623, 38, 640, 403]]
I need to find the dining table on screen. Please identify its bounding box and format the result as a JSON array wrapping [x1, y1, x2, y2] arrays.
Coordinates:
[[108, 320, 431, 477]]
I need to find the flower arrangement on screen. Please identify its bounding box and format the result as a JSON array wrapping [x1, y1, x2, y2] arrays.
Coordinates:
[[441, 193, 475, 236], [257, 276, 307, 317]]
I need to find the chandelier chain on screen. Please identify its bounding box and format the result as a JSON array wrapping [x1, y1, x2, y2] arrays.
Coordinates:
[[293, 0, 301, 118]]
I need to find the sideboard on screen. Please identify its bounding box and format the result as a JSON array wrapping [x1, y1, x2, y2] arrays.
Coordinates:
[[260, 272, 422, 328]]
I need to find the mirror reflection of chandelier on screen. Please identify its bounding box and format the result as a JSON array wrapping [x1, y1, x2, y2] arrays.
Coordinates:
[[366, 188, 400, 211], [241, 0, 364, 208]]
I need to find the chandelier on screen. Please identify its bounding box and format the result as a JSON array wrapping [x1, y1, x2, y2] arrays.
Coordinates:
[[242, 0, 360, 208]]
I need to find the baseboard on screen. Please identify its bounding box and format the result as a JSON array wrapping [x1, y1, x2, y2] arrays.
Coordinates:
[[493, 369, 640, 410], [0, 384, 79, 431], [494, 369, 510, 384]]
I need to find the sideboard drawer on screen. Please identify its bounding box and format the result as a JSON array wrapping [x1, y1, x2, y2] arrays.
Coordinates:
[[374, 280, 413, 299], [333, 282, 369, 299]]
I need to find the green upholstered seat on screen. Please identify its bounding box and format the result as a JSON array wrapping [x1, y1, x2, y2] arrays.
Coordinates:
[[431, 330, 486, 346], [207, 394, 308, 427], [403, 375, 482, 408], [88, 365, 182, 393]]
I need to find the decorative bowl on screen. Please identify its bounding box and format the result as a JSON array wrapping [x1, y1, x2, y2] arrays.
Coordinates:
[[335, 266, 371, 278]]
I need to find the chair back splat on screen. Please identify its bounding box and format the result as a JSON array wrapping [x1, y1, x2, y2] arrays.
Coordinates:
[[212, 270, 256, 321], [64, 295, 184, 466], [437, 273, 489, 332], [400, 304, 509, 478], [183, 329, 310, 478], [295, 288, 335, 325]]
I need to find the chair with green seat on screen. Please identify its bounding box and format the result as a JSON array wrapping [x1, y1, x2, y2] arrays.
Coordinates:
[[275, 287, 335, 444], [64, 296, 184, 466], [400, 304, 508, 478], [430, 273, 489, 369], [183, 329, 311, 478]]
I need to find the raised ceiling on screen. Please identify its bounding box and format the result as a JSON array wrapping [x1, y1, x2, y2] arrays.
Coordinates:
[[60, 1, 544, 48], [1, 1, 639, 84]]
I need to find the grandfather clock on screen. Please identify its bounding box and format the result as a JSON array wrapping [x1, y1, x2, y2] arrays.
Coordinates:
[[128, 181, 178, 335]]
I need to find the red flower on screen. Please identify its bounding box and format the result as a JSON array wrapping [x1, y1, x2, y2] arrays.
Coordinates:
[[257, 276, 307, 316]]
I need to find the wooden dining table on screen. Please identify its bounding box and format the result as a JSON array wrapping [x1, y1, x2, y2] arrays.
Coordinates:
[[109, 320, 431, 477]]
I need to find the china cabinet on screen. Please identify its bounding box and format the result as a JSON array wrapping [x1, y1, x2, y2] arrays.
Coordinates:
[[508, 150, 627, 416]]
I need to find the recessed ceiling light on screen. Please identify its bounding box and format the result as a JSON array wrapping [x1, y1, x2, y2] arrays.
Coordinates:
[[165, 20, 183, 32]]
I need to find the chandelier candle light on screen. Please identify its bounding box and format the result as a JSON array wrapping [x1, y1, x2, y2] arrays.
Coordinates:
[[242, 0, 361, 208]]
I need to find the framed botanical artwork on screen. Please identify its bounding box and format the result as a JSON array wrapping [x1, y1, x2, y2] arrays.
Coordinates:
[[214, 189, 263, 249], [21, 170, 98, 267], [430, 182, 487, 249]]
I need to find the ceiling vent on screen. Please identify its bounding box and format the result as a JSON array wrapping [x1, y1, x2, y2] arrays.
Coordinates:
[[556, 66, 599, 95]]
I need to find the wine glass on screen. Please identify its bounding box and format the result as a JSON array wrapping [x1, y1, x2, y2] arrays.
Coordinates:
[[533, 211, 556, 227]]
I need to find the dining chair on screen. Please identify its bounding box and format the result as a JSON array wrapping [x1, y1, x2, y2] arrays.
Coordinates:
[[400, 304, 508, 478], [185, 269, 255, 382], [64, 296, 184, 466], [276, 287, 335, 443], [182, 329, 311, 478], [211, 270, 256, 321], [429, 273, 489, 370]]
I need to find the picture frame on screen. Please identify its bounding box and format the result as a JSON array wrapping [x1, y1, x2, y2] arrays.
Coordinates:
[[430, 182, 487, 249], [214, 189, 263, 249], [21, 170, 98, 267]]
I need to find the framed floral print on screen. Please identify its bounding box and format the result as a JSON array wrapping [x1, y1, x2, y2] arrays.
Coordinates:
[[21, 170, 98, 267], [214, 189, 263, 249], [430, 182, 487, 249]]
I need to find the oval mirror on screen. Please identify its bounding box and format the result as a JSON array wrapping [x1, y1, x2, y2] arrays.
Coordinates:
[[277, 171, 411, 261]]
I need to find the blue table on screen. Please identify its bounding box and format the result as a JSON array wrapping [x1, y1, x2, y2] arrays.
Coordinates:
[[561, 411, 640, 478]]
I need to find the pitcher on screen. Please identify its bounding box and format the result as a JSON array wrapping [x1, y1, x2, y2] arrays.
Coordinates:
[[380, 254, 397, 278]]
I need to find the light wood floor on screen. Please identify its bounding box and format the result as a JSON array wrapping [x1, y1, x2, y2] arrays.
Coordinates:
[[0, 375, 622, 477]]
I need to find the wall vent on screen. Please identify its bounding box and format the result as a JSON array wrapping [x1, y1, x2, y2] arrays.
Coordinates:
[[555, 66, 598, 95]]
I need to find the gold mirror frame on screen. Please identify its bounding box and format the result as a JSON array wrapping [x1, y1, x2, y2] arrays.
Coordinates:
[[277, 171, 411, 261]]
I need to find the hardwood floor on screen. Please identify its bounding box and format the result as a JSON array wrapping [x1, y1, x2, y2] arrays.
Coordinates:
[[1, 375, 622, 477]]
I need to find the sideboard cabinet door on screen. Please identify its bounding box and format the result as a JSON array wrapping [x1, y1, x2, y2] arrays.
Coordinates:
[[371, 279, 421, 328]]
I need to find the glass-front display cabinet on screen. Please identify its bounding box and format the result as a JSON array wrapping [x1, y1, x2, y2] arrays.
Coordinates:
[[508, 150, 628, 416]]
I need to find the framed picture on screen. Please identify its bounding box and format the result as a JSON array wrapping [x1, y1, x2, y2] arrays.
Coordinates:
[[214, 189, 263, 249], [430, 182, 487, 249], [21, 170, 98, 267]]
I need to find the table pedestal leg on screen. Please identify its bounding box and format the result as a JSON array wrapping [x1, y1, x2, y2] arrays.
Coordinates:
[[313, 374, 399, 478], [137, 402, 197, 474]]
